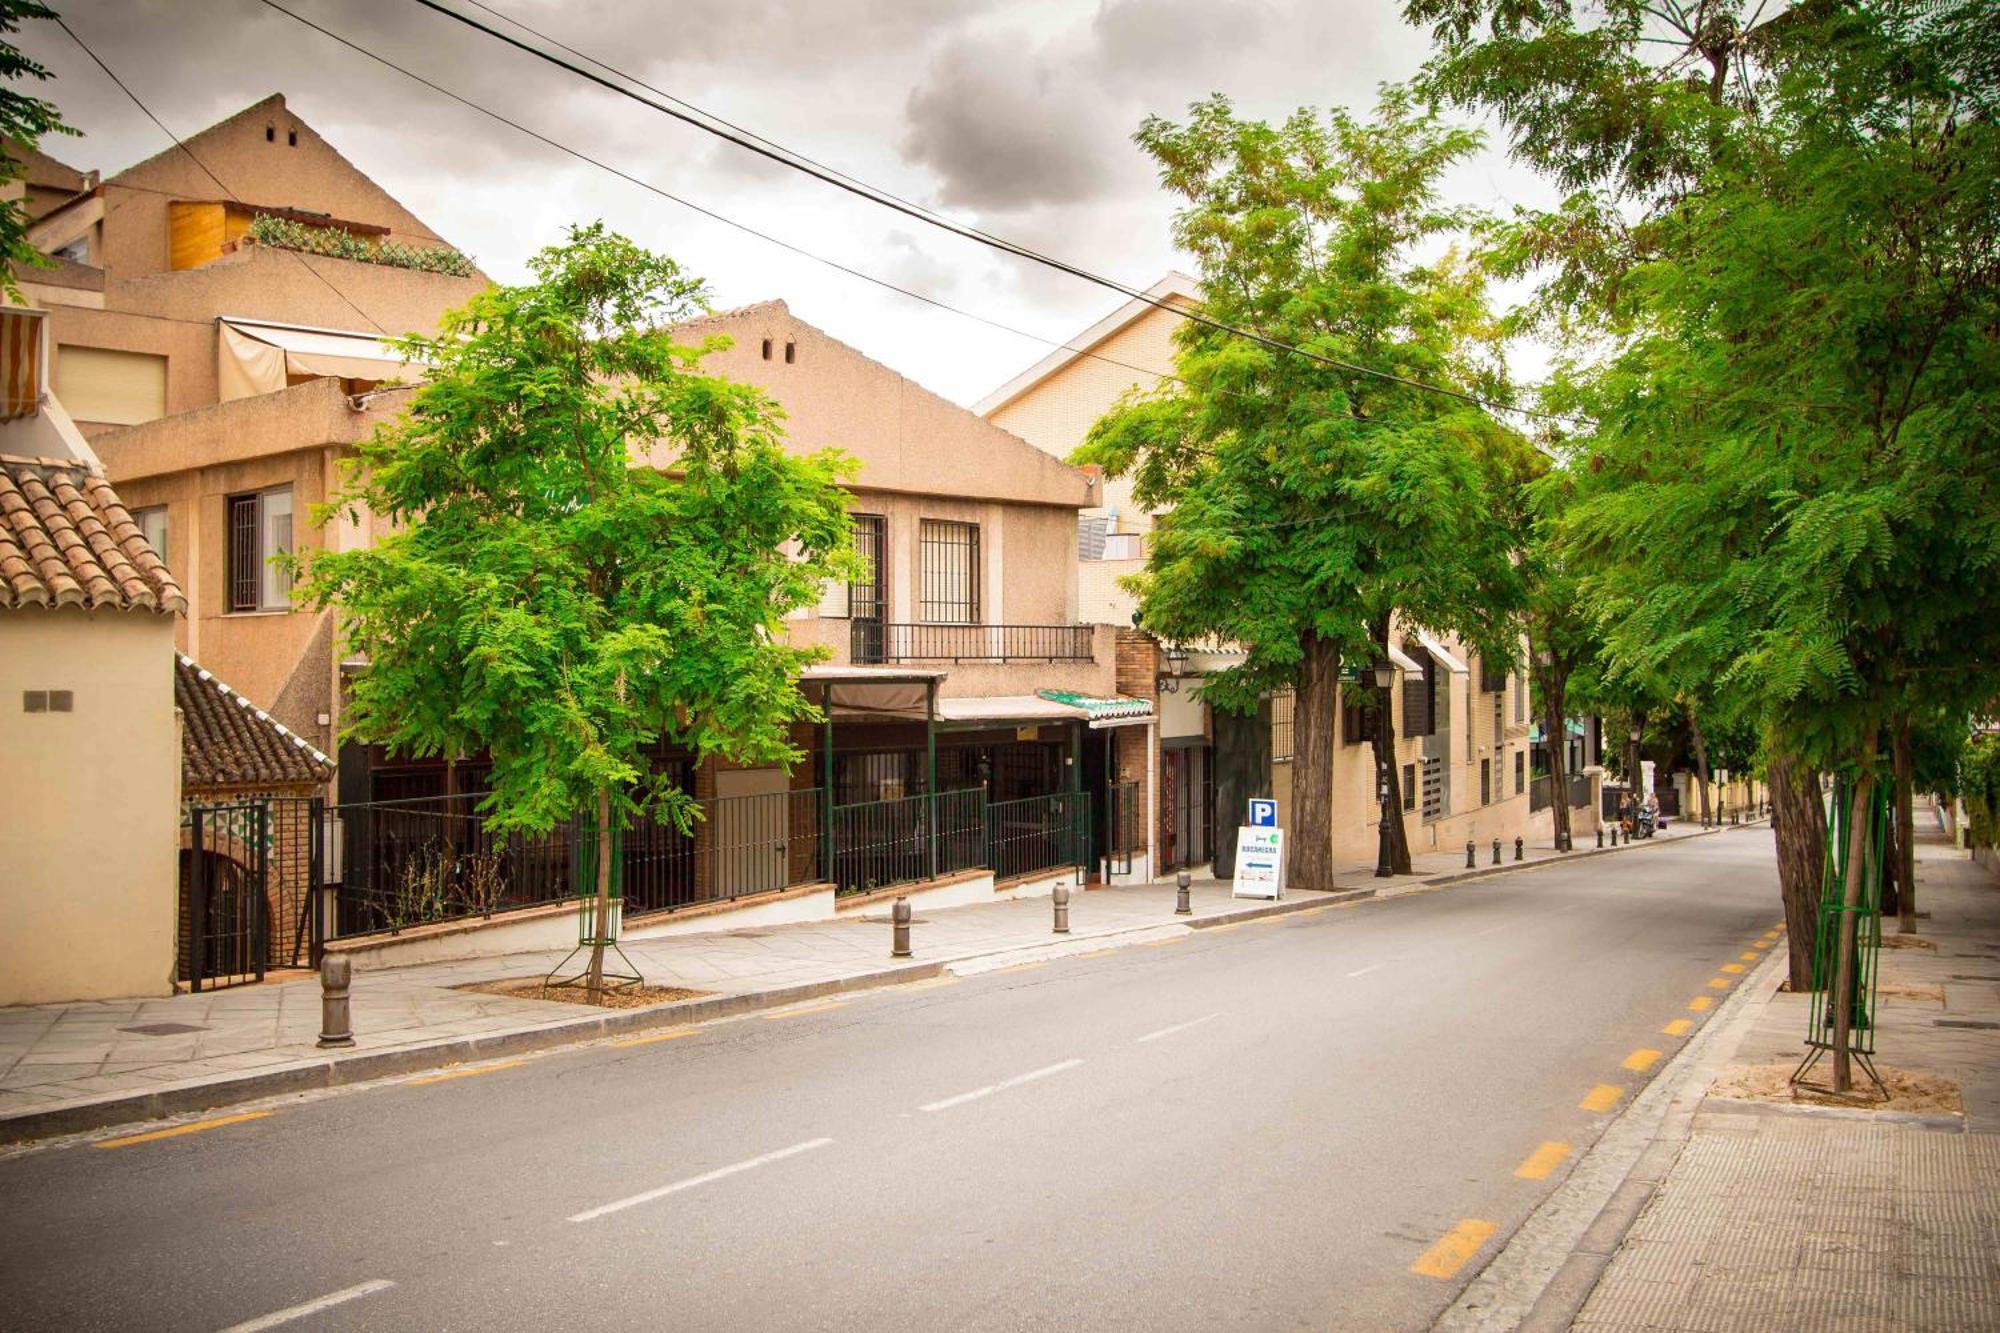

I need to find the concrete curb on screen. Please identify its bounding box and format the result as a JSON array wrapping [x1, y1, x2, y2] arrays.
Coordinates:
[[0, 887, 1376, 1145]]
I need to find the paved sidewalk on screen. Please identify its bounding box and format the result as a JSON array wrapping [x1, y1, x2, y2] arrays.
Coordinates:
[[1570, 826, 2000, 1332], [1333, 809, 1720, 887]]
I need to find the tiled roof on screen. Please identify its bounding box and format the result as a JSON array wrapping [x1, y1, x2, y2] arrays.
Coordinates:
[[0, 455, 185, 613], [176, 654, 333, 789]]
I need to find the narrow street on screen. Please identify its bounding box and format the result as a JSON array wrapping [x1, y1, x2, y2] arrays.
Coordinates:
[[0, 833, 1781, 1333]]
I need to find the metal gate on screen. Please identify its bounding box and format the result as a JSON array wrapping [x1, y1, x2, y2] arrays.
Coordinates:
[[1105, 780, 1138, 877], [181, 798, 326, 990]]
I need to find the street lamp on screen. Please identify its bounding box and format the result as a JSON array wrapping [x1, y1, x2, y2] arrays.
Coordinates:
[[1363, 660, 1398, 879]]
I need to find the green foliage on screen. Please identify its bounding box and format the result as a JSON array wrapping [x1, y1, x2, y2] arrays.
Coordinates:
[[247, 212, 478, 278], [1963, 733, 2000, 848], [1418, 0, 2000, 776], [1076, 90, 1532, 709], [0, 1, 75, 299], [296, 224, 856, 838]]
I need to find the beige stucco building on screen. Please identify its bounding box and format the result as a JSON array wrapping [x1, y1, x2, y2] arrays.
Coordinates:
[[0, 307, 185, 1004], [8, 95, 488, 761]]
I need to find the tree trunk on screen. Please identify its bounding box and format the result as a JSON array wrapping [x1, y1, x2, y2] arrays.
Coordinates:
[[1289, 635, 1340, 892], [1831, 753, 1878, 1094], [1536, 649, 1570, 851], [1768, 748, 1826, 991], [586, 783, 611, 1003], [1894, 717, 1916, 936], [1370, 619, 1413, 874], [1688, 708, 1712, 826]]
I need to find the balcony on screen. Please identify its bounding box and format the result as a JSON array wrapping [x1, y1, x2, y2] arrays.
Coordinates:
[[849, 620, 1095, 665]]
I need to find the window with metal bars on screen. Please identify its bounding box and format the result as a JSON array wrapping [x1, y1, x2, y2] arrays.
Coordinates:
[[1341, 685, 1377, 746], [1515, 749, 1526, 796], [918, 519, 980, 624], [1401, 647, 1436, 738], [1402, 762, 1417, 812], [1271, 691, 1294, 763], [227, 487, 292, 612], [1481, 757, 1492, 805]]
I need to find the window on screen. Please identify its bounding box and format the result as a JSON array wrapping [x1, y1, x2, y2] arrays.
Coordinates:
[[1271, 691, 1294, 764], [1402, 762, 1417, 812], [1515, 749, 1526, 796], [1341, 686, 1377, 746], [1481, 758, 1492, 806], [135, 505, 168, 565], [1402, 646, 1436, 738], [1494, 692, 1505, 748], [819, 513, 885, 620], [918, 519, 979, 623], [1479, 654, 1506, 694], [54, 235, 89, 264], [228, 487, 293, 612], [53, 345, 167, 426]]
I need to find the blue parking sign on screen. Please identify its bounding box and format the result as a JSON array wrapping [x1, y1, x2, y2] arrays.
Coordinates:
[[1248, 798, 1277, 828]]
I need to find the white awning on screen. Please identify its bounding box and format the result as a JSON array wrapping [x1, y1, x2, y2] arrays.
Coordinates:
[[1387, 642, 1425, 675], [935, 695, 1084, 725], [218, 317, 419, 401], [1416, 630, 1469, 674]]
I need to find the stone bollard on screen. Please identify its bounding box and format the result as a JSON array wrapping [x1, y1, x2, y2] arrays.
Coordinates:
[[317, 953, 354, 1049], [891, 896, 912, 958], [1515, 836, 1525, 862], [1053, 884, 1071, 935], [1492, 838, 1502, 866], [1596, 827, 1604, 849], [1465, 840, 1475, 869], [1611, 824, 1620, 846], [1175, 869, 1192, 916]]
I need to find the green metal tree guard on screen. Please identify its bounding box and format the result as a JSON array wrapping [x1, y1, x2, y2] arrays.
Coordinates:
[[1792, 775, 1888, 1095], [546, 816, 642, 991]]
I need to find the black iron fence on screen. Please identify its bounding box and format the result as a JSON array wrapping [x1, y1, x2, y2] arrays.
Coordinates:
[[989, 792, 1090, 882], [623, 788, 825, 915], [330, 793, 576, 939], [1529, 773, 1553, 812], [852, 622, 1095, 664], [829, 787, 988, 893]]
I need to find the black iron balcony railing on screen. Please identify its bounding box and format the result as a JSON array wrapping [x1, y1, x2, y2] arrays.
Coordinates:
[[849, 619, 1095, 664]]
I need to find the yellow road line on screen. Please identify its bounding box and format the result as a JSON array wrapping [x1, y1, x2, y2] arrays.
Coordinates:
[[1201, 922, 1244, 934], [408, 1059, 530, 1085], [1144, 935, 1188, 946], [1580, 1084, 1622, 1113], [1662, 1018, 1693, 1037], [762, 999, 849, 1019], [994, 961, 1050, 975], [1774, 921, 1786, 930], [1513, 1141, 1572, 1181], [610, 1027, 701, 1049], [1622, 1048, 1663, 1073], [1689, 995, 1714, 1011], [1720, 963, 1745, 975], [1740, 952, 1761, 961], [95, 1111, 271, 1149], [1410, 1219, 1498, 1278], [899, 976, 961, 990], [1707, 977, 1733, 991]]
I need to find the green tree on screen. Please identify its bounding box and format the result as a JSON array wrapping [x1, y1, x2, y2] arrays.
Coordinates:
[[1077, 92, 1531, 889], [1411, 0, 2000, 1087], [298, 225, 855, 999], [0, 1, 74, 299]]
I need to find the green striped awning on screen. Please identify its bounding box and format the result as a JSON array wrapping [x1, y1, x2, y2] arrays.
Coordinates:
[[1036, 689, 1153, 722]]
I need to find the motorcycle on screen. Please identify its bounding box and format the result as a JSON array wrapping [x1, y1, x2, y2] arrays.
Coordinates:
[[1635, 807, 1657, 839]]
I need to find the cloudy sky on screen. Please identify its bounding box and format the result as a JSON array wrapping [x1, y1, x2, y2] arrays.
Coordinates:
[[18, 0, 1555, 405]]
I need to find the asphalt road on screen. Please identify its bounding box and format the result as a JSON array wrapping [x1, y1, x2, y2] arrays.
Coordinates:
[[0, 830, 1783, 1333]]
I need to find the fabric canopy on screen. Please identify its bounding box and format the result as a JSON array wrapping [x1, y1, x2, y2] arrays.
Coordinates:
[[218, 317, 418, 401]]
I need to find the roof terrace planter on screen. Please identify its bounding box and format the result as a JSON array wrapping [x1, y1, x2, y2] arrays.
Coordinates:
[[851, 621, 1095, 665], [242, 212, 477, 278]]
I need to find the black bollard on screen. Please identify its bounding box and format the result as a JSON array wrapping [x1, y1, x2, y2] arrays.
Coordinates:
[[1492, 838, 1502, 866], [1515, 836, 1525, 862], [1466, 840, 1476, 869], [1596, 826, 1604, 849]]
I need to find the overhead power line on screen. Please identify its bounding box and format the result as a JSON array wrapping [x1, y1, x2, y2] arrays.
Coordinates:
[[54, 17, 393, 337], [396, 0, 1571, 425]]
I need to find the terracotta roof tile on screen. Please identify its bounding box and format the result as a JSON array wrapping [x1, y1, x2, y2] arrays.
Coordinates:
[[0, 454, 185, 614], [176, 654, 333, 789]]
